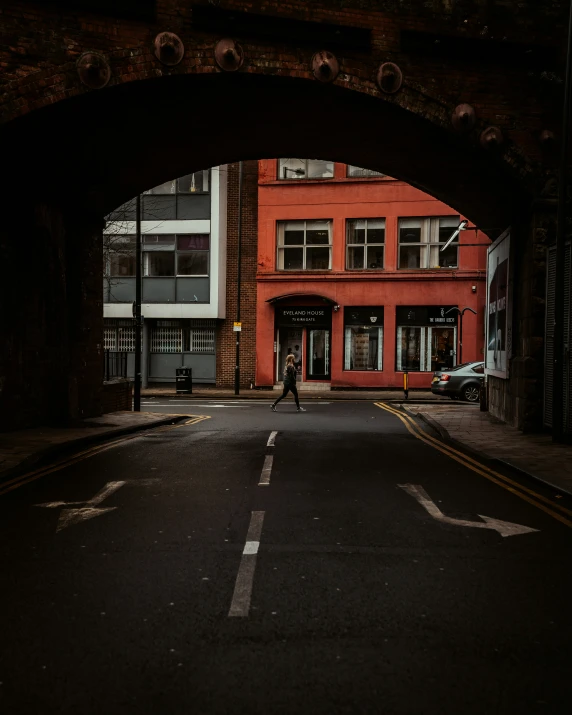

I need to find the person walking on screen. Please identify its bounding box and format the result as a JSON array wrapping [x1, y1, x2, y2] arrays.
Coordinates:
[[271, 353, 306, 412]]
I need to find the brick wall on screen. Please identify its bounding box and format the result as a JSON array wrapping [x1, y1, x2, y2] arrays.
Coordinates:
[[216, 161, 259, 387], [102, 379, 132, 413]]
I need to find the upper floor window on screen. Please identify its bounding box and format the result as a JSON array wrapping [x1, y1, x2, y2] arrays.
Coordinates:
[[145, 171, 210, 195], [347, 166, 385, 178], [277, 220, 332, 270], [398, 216, 460, 269], [107, 236, 136, 277], [346, 219, 385, 269], [278, 159, 334, 180], [142, 234, 210, 277]]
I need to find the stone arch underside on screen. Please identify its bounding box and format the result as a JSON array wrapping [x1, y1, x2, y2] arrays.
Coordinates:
[[1, 72, 529, 236]]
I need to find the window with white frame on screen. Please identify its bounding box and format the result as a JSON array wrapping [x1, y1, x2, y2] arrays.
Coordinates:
[[344, 308, 384, 371], [277, 220, 332, 270], [347, 165, 385, 178], [346, 219, 385, 269], [143, 234, 209, 277], [398, 216, 460, 269], [278, 159, 334, 180]]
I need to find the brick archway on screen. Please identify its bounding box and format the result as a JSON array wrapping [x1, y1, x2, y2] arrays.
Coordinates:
[[0, 0, 565, 429], [2, 71, 528, 234]]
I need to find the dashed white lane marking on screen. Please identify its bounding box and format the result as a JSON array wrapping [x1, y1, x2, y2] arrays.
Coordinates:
[[228, 511, 265, 617], [267, 431, 278, 447], [259, 455, 273, 486]]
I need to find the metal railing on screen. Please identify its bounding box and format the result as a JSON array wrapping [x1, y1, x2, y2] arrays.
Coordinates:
[[104, 350, 128, 381]]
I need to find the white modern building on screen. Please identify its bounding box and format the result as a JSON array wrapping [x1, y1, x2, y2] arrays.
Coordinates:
[[103, 166, 227, 384]]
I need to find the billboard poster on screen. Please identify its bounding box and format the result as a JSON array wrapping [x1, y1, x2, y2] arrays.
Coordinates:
[[486, 229, 511, 378]]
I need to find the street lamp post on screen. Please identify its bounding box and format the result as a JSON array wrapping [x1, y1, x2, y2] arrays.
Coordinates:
[[133, 193, 142, 412], [446, 306, 477, 365]]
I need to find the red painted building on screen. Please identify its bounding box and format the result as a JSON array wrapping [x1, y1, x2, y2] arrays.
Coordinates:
[[256, 160, 488, 390]]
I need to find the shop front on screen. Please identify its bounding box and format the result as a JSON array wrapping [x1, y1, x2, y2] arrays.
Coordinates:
[[395, 306, 457, 373], [274, 305, 332, 383]]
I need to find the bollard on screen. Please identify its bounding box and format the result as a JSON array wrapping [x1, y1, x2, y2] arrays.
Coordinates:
[[403, 370, 409, 400]]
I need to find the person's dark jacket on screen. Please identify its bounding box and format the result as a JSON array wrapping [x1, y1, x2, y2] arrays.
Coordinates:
[[283, 364, 297, 385]]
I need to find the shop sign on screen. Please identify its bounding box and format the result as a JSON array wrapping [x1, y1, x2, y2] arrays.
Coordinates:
[[396, 306, 458, 326], [344, 307, 384, 325], [276, 306, 331, 326]]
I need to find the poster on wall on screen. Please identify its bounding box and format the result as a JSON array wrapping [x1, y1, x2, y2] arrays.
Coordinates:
[[485, 228, 512, 378]]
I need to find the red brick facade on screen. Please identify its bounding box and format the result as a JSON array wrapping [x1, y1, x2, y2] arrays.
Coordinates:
[[216, 161, 259, 387]]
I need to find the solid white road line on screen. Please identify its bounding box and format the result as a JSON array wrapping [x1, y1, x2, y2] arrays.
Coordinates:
[[267, 431, 278, 447], [259, 455, 274, 486], [228, 511, 265, 617]]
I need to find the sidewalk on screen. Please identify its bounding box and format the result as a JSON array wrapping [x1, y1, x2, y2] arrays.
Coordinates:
[[405, 404, 572, 496], [142, 387, 449, 402], [0, 411, 187, 484]]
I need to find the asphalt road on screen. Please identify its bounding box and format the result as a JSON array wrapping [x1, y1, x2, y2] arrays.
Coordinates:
[[1, 400, 571, 715]]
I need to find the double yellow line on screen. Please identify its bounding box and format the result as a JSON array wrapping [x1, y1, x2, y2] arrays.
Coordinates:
[[0, 415, 211, 497], [374, 402, 572, 529]]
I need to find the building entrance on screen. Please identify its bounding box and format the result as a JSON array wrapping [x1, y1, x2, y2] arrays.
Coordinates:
[[277, 328, 303, 380], [275, 305, 332, 383]]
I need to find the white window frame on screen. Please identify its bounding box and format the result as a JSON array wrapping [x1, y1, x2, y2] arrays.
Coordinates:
[[346, 219, 386, 270], [278, 159, 334, 180], [277, 220, 332, 271], [398, 217, 460, 269]]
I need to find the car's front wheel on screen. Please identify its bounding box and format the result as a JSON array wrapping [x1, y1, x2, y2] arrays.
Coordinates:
[[461, 383, 480, 402]]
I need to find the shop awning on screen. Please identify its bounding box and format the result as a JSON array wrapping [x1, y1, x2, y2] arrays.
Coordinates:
[[266, 293, 336, 304]]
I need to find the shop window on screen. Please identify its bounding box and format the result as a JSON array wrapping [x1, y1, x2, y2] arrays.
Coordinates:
[[278, 159, 334, 180], [277, 220, 332, 270], [104, 320, 138, 352], [151, 320, 216, 353], [347, 166, 385, 178], [151, 323, 182, 353], [398, 217, 460, 269], [184, 327, 215, 353], [346, 219, 385, 269], [344, 308, 384, 370], [396, 326, 456, 371], [107, 236, 136, 277]]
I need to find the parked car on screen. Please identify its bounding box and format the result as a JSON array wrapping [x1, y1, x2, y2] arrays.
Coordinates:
[[431, 361, 484, 402]]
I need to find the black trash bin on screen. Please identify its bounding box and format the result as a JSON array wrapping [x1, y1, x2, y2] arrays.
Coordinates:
[[176, 367, 193, 394]]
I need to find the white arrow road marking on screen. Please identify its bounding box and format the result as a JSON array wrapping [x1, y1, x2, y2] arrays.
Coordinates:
[[35, 481, 127, 532], [398, 483, 540, 538], [56, 506, 117, 533]]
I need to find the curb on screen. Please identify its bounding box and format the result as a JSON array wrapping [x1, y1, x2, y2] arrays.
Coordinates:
[[410, 410, 572, 499], [0, 414, 189, 487], [141, 393, 452, 404]]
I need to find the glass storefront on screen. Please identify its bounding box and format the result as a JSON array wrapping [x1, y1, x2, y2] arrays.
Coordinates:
[[308, 329, 330, 378], [343, 307, 384, 371], [396, 306, 457, 372]]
